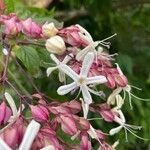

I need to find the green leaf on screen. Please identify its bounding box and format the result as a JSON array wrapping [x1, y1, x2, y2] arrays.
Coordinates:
[[4, 0, 15, 13], [14, 46, 40, 75]]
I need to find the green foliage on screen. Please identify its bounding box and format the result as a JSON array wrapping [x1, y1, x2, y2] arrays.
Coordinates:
[[4, 0, 15, 13], [1, 0, 150, 149], [15, 46, 40, 75]]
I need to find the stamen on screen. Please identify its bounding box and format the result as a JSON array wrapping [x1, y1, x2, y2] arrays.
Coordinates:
[[124, 128, 128, 142], [87, 87, 105, 98], [127, 91, 133, 110], [124, 126, 150, 141], [100, 33, 117, 42], [130, 93, 150, 102], [129, 85, 142, 91]]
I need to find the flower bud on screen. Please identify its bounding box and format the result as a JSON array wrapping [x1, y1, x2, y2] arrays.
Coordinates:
[[0, 101, 12, 125], [62, 100, 81, 114], [58, 25, 88, 47], [3, 16, 21, 35], [99, 103, 115, 122], [45, 35, 66, 55], [42, 22, 58, 37], [0, 117, 25, 149], [60, 115, 78, 136], [30, 105, 49, 122], [80, 132, 91, 150], [21, 18, 42, 38], [31, 126, 63, 150], [0, 127, 18, 148]]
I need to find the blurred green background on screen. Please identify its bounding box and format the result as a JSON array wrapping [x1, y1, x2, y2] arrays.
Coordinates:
[[1, 0, 150, 149]]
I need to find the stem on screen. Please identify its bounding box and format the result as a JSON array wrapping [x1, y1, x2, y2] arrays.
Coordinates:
[[1, 45, 12, 84], [17, 41, 45, 48], [6, 80, 22, 98], [11, 55, 40, 93], [8, 68, 33, 99]]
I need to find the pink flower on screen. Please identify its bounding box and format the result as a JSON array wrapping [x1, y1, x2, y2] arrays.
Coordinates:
[[59, 114, 78, 136], [73, 116, 90, 131], [96, 130, 107, 140], [2, 16, 21, 35], [80, 132, 91, 150], [0, 117, 25, 149], [58, 25, 88, 47], [21, 18, 42, 38], [98, 103, 115, 122], [30, 104, 49, 122], [31, 126, 64, 150], [0, 101, 12, 125], [100, 67, 128, 88], [62, 100, 81, 114]]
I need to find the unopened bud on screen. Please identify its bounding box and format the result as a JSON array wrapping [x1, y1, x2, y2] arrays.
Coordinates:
[[0, 101, 12, 125], [30, 105, 49, 122], [42, 22, 58, 37], [45, 35, 66, 55]]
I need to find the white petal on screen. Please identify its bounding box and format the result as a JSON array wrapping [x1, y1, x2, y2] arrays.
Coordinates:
[[107, 87, 122, 105], [78, 32, 92, 43], [115, 63, 123, 75], [86, 76, 107, 85], [40, 145, 55, 150], [88, 125, 99, 140], [62, 54, 72, 64], [81, 85, 92, 104], [118, 110, 126, 123], [76, 45, 94, 61], [76, 24, 93, 41], [80, 98, 89, 119], [0, 138, 12, 150], [57, 82, 77, 95], [80, 52, 94, 77], [116, 94, 124, 109], [59, 64, 79, 81], [109, 126, 123, 135], [46, 67, 57, 76], [4, 92, 18, 117], [19, 120, 40, 150], [50, 54, 60, 65], [58, 71, 65, 82]]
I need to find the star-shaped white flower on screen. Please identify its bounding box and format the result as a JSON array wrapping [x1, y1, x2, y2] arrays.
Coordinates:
[[47, 54, 72, 82], [75, 24, 117, 61], [57, 52, 107, 104], [109, 110, 142, 141]]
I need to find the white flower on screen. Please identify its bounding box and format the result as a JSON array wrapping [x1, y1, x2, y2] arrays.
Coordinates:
[[57, 52, 107, 104], [45, 35, 66, 55], [75, 24, 117, 61], [107, 63, 150, 109], [0, 120, 41, 150], [19, 120, 40, 150], [109, 110, 142, 141], [47, 54, 72, 82], [0, 92, 24, 134], [42, 22, 58, 37], [107, 94, 124, 111]]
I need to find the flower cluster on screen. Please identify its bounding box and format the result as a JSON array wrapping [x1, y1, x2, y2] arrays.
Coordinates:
[[0, 14, 148, 150]]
